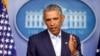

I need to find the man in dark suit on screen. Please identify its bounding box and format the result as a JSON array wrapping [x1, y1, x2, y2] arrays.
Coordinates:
[[27, 4, 83, 56]]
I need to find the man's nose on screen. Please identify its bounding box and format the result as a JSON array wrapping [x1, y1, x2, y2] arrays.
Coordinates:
[[50, 20, 55, 26]]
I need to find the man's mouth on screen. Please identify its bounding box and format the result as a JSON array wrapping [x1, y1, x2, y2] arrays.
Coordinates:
[[50, 27, 57, 31]]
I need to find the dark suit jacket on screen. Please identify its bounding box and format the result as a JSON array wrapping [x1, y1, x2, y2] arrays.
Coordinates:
[[27, 30, 83, 56]]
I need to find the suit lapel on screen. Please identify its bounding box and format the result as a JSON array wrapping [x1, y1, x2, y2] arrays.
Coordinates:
[[42, 30, 71, 56], [61, 31, 71, 56], [43, 30, 56, 56]]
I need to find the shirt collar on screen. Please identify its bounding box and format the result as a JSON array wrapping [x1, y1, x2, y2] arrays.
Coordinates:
[[48, 30, 61, 38]]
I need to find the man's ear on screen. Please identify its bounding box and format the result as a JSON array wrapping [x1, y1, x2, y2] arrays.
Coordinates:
[[43, 17, 46, 24], [62, 15, 65, 22]]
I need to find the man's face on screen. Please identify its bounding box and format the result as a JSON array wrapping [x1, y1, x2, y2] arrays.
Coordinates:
[[44, 10, 65, 35]]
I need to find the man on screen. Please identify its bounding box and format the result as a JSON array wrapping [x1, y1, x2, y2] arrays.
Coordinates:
[[27, 4, 82, 56]]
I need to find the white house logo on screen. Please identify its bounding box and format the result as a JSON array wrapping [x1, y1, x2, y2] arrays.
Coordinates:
[[25, 9, 86, 29], [15, 0, 96, 42]]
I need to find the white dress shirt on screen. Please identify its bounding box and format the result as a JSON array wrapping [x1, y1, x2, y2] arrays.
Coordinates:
[[48, 30, 61, 56]]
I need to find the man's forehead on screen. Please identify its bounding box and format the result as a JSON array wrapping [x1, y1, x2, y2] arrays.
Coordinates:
[[44, 10, 61, 15]]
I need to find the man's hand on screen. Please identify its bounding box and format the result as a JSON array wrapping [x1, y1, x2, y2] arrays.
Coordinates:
[[69, 34, 78, 56]]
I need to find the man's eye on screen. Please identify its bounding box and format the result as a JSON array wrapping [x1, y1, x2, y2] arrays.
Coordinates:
[[53, 18, 58, 20], [45, 19, 50, 21]]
